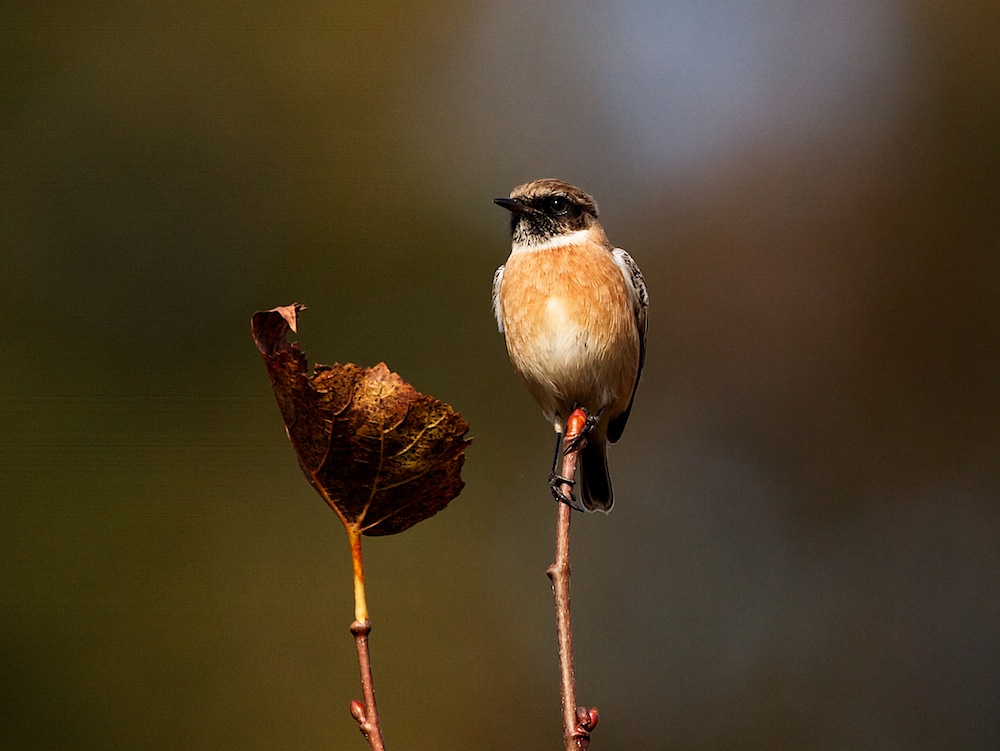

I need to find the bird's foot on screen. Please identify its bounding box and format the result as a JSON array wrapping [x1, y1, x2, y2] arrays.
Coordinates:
[[548, 471, 585, 512]]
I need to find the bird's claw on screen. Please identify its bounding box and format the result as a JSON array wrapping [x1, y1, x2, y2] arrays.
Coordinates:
[[548, 471, 585, 512]]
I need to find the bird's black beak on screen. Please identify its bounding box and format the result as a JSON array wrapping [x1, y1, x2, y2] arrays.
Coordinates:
[[494, 197, 530, 213]]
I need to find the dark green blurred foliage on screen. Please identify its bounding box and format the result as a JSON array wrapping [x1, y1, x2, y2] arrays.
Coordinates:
[[2, 2, 998, 750]]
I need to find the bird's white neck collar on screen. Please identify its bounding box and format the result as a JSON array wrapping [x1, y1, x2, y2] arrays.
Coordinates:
[[510, 229, 592, 255]]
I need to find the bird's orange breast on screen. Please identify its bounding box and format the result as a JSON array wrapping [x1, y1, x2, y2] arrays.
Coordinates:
[[498, 241, 640, 426]]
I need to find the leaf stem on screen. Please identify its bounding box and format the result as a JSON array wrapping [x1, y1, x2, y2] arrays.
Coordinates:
[[547, 408, 598, 750], [350, 526, 370, 623], [347, 528, 385, 751]]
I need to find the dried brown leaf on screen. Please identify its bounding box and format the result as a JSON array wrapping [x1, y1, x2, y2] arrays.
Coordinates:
[[252, 304, 471, 536]]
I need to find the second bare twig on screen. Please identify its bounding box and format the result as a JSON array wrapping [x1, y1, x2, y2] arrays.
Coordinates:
[[547, 408, 600, 751]]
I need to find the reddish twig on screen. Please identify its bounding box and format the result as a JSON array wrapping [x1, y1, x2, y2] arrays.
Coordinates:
[[347, 528, 386, 751], [350, 620, 385, 751], [547, 408, 600, 750]]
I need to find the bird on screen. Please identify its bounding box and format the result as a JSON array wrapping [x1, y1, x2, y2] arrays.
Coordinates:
[[492, 178, 648, 512]]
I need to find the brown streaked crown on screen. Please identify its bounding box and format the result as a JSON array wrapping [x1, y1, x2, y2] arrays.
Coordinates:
[[494, 179, 602, 245]]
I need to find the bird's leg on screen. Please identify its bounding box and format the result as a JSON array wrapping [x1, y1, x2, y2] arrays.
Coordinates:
[[548, 429, 584, 512], [549, 429, 564, 477], [564, 405, 602, 455]]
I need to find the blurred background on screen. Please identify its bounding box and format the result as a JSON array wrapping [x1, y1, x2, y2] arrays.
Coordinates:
[[2, 1, 998, 748]]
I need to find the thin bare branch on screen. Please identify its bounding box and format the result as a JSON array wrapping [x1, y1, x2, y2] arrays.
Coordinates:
[[547, 408, 599, 750], [348, 529, 386, 751]]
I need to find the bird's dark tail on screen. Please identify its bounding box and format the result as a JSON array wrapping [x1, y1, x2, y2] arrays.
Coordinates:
[[578, 438, 613, 512]]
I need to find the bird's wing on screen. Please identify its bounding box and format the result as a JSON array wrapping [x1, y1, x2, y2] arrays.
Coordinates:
[[608, 248, 648, 443], [492, 264, 505, 333]]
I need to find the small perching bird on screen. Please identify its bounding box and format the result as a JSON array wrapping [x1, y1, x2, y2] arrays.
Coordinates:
[[493, 179, 648, 512]]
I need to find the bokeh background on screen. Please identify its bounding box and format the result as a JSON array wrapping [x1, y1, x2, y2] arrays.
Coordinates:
[[3, 1, 999, 749]]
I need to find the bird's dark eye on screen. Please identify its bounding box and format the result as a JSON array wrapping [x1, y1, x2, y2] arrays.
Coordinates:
[[547, 195, 570, 215]]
